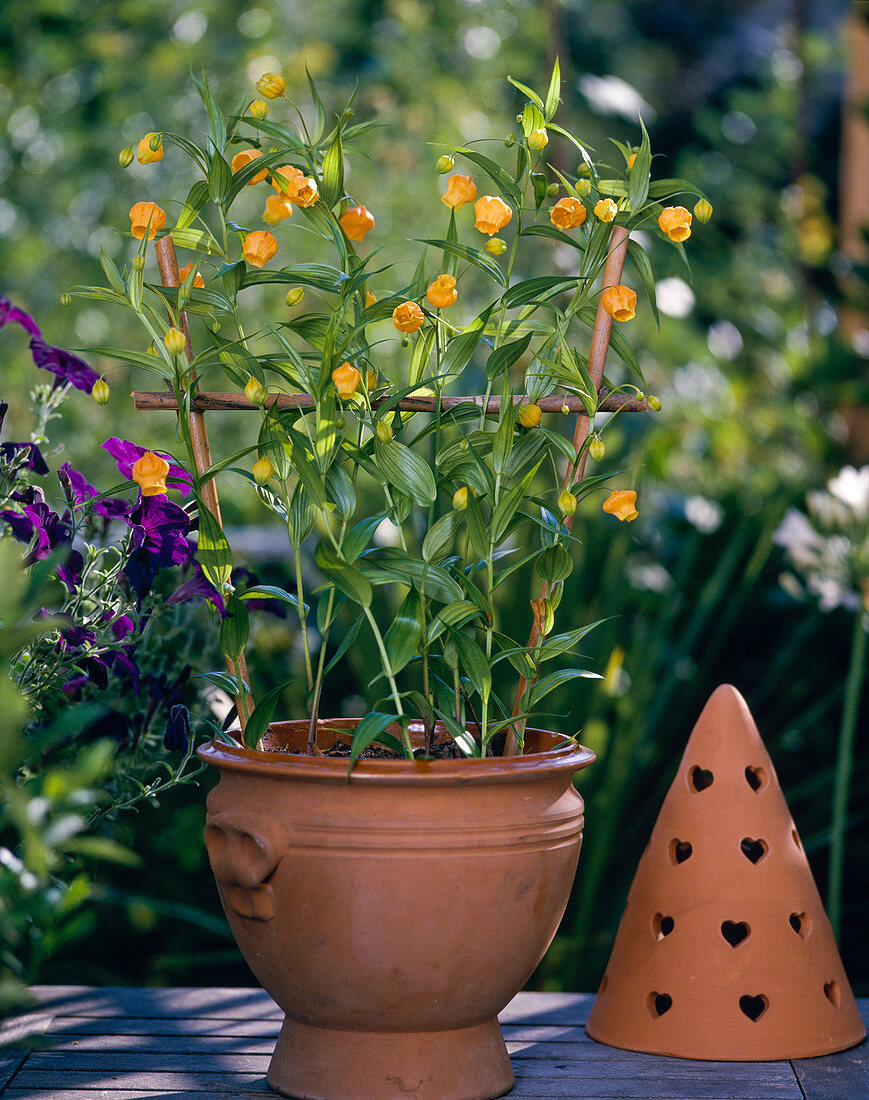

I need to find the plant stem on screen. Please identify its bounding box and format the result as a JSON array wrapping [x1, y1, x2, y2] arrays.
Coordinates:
[[307, 586, 336, 753], [362, 606, 410, 755], [827, 609, 867, 940], [294, 544, 314, 691]]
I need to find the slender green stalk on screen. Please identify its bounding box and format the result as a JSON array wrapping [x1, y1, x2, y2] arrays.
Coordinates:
[[827, 610, 867, 940], [294, 544, 314, 691], [362, 606, 411, 756], [307, 586, 336, 752]]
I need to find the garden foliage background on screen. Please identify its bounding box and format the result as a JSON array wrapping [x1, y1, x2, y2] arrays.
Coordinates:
[[1, 0, 867, 1000]]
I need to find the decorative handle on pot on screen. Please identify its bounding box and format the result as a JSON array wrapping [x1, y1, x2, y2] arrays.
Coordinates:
[[204, 810, 284, 921]]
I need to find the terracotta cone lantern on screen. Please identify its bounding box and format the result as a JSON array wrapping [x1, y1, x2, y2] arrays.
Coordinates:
[[586, 684, 866, 1060]]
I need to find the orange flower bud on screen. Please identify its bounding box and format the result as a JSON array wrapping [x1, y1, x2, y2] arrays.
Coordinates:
[[517, 402, 542, 428], [693, 198, 713, 223], [452, 486, 469, 511], [132, 451, 170, 497], [647, 395, 662, 412], [256, 72, 285, 99], [332, 361, 361, 400], [242, 230, 278, 268], [426, 273, 457, 309], [528, 128, 548, 150], [178, 262, 205, 288], [392, 301, 425, 333], [658, 205, 693, 242], [594, 198, 618, 222], [231, 149, 268, 185], [484, 237, 507, 255], [558, 490, 577, 516], [441, 173, 477, 210], [137, 133, 163, 165], [627, 152, 636, 169], [339, 204, 375, 242], [263, 194, 294, 224], [550, 197, 587, 230], [129, 202, 166, 240], [249, 99, 269, 120], [365, 290, 377, 307], [602, 488, 638, 522], [601, 285, 637, 322], [474, 195, 513, 236], [118, 147, 134, 168], [588, 435, 606, 461], [271, 166, 319, 206]]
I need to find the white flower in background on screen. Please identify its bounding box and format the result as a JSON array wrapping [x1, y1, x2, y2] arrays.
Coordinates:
[[775, 466, 869, 613], [685, 495, 724, 534]]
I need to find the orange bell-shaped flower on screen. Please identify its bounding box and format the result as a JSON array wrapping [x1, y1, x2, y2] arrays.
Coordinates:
[[332, 362, 361, 400], [550, 197, 587, 230], [602, 488, 639, 522], [242, 230, 278, 268], [658, 205, 693, 242], [339, 205, 375, 242], [426, 273, 457, 309], [132, 451, 170, 497], [392, 301, 425, 333], [129, 202, 166, 240], [474, 196, 513, 236], [441, 173, 477, 210], [231, 149, 268, 185], [601, 285, 637, 322]]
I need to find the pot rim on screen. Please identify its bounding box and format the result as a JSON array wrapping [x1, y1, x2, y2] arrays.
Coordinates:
[[197, 719, 595, 786]]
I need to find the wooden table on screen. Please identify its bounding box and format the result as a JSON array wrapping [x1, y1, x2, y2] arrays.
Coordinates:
[[1, 987, 866, 1099]]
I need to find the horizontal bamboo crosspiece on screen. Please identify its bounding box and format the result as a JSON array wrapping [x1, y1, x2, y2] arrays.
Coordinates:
[[133, 391, 648, 415]]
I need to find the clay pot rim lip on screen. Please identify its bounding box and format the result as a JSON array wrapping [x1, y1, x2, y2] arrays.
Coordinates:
[[197, 721, 595, 783]]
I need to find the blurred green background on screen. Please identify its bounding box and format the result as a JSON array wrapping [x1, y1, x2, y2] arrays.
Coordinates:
[[2, 0, 867, 998]]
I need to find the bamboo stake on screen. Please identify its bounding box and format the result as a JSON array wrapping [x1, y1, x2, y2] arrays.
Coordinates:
[[504, 224, 631, 755], [133, 390, 648, 415], [153, 235, 252, 731]]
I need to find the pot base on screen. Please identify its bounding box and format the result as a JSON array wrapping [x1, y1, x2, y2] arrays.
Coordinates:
[[266, 1016, 515, 1100]]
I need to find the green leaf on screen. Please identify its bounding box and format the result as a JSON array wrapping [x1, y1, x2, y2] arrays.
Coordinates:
[[384, 589, 423, 674], [325, 462, 355, 518], [170, 227, 225, 257], [450, 630, 491, 703], [207, 153, 232, 203], [536, 619, 607, 662], [544, 58, 561, 120], [315, 543, 372, 606], [409, 326, 436, 387], [546, 123, 597, 179], [422, 510, 462, 562], [627, 114, 651, 215], [527, 668, 601, 709], [306, 68, 327, 144], [320, 615, 362, 678], [626, 239, 660, 328], [343, 513, 387, 563], [348, 713, 405, 769], [219, 594, 250, 660], [239, 585, 307, 613], [197, 71, 226, 152], [195, 670, 247, 696], [375, 438, 436, 508], [415, 238, 507, 288], [443, 147, 522, 208], [99, 249, 126, 295], [365, 553, 463, 605], [426, 600, 481, 643], [243, 681, 291, 748], [465, 492, 490, 561], [503, 277, 576, 309], [439, 304, 495, 383], [243, 263, 349, 293], [492, 464, 540, 544], [486, 333, 532, 381], [320, 127, 345, 209], [520, 223, 584, 251], [506, 76, 544, 112], [647, 178, 710, 202], [197, 506, 233, 588]]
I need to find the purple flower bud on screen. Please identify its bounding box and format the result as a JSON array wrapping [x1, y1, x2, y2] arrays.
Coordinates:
[[164, 704, 190, 752]]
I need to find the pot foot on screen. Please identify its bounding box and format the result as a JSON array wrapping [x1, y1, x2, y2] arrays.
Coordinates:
[[266, 1015, 515, 1100]]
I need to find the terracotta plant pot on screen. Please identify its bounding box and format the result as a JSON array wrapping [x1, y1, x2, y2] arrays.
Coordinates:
[[199, 719, 594, 1100]]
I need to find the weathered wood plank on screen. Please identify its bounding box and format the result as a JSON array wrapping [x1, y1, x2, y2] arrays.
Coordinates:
[[508, 1080, 802, 1099], [791, 1043, 869, 1100], [9, 1070, 273, 1093], [28, 987, 280, 1019], [500, 991, 594, 1025], [5, 1092, 274, 1100], [45, 1017, 282, 1038], [0, 1049, 28, 1091]]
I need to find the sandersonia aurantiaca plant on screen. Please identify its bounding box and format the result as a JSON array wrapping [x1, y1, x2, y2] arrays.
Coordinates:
[[73, 63, 710, 760]]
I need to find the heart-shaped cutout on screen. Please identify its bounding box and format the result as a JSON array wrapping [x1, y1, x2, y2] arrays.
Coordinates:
[[744, 765, 768, 792], [689, 765, 714, 792], [653, 913, 675, 940], [739, 994, 768, 1021], [824, 981, 841, 1008], [669, 839, 693, 865], [647, 991, 672, 1018], [789, 911, 811, 940], [740, 837, 768, 864], [721, 920, 750, 948]]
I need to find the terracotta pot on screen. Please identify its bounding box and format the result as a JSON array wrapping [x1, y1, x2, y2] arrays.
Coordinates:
[[198, 719, 594, 1100]]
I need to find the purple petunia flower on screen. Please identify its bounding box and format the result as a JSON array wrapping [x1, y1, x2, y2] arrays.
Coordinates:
[[58, 462, 131, 518], [166, 562, 226, 616], [123, 492, 193, 598], [0, 297, 42, 338], [29, 336, 99, 394], [103, 438, 193, 498], [0, 442, 49, 476], [0, 501, 83, 593], [163, 703, 191, 752]]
